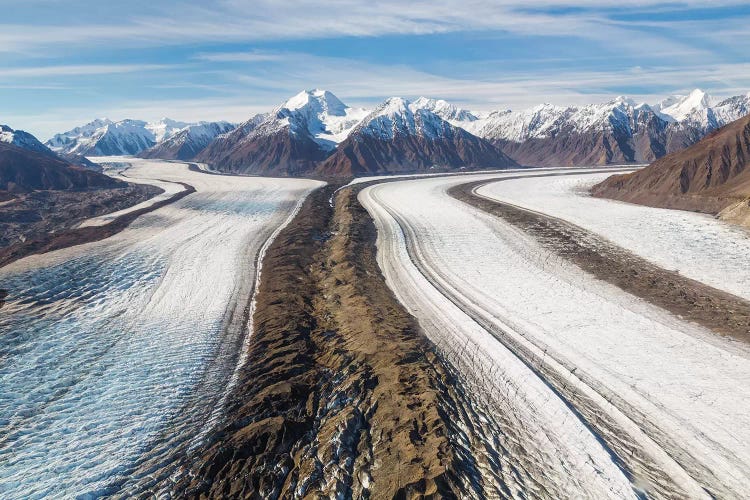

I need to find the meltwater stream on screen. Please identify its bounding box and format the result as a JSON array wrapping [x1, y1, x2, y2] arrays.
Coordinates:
[[0, 159, 321, 498]]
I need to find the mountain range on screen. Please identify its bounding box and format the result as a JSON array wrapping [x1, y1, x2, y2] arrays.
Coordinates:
[[318, 97, 516, 176], [38, 88, 750, 177], [47, 118, 193, 156], [453, 89, 750, 167]]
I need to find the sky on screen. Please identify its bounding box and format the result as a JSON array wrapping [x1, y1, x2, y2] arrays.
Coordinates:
[[1, 0, 749, 139]]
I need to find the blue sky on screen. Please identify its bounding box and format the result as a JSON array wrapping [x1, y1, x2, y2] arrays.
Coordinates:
[[1, 0, 749, 139]]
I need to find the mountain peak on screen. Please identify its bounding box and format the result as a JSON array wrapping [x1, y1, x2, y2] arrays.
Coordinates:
[[657, 89, 713, 122], [612, 95, 637, 107], [380, 97, 411, 113], [282, 89, 347, 117], [411, 97, 479, 122]]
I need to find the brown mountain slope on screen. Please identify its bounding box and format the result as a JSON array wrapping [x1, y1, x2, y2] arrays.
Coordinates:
[[193, 114, 329, 177], [319, 130, 517, 177], [318, 98, 518, 177], [0, 141, 123, 192], [490, 117, 706, 168], [592, 113, 750, 226]]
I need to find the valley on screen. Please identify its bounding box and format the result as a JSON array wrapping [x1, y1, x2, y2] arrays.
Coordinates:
[[2, 89, 750, 499], [0, 159, 321, 498], [4, 0, 750, 496]]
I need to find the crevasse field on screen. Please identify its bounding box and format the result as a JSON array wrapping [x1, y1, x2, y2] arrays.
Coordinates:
[[360, 169, 750, 499], [0, 159, 321, 498]]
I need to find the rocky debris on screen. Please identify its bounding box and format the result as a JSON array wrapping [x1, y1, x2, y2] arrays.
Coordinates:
[[168, 184, 501, 498]]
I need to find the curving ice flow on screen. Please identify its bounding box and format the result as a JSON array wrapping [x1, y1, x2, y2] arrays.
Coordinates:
[[0, 158, 322, 499], [359, 171, 750, 499], [475, 173, 750, 301]]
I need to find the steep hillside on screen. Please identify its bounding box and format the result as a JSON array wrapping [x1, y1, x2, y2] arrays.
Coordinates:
[[319, 97, 517, 176], [592, 114, 750, 226], [0, 141, 123, 192]]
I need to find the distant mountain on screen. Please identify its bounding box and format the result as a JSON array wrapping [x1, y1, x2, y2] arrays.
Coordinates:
[[456, 90, 750, 167], [146, 118, 190, 143], [411, 97, 479, 123], [318, 97, 517, 176], [2, 124, 101, 171], [1, 124, 55, 156], [195, 89, 368, 175], [0, 141, 123, 192], [592, 113, 750, 226], [41, 88, 750, 175], [139, 121, 236, 160], [461, 97, 671, 166], [47, 118, 190, 156]]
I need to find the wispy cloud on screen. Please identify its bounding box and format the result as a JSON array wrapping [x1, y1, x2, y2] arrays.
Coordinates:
[[0, 64, 177, 79], [193, 51, 285, 63], [0, 1, 746, 54], [2, 1, 748, 138]]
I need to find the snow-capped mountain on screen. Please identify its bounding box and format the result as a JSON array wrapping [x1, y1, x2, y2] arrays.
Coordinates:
[[196, 90, 369, 175], [655, 89, 750, 132], [146, 118, 190, 143], [42, 87, 750, 173], [2, 123, 102, 170], [318, 97, 517, 176], [1, 124, 55, 156], [655, 89, 713, 123], [463, 103, 572, 142], [280, 89, 370, 149], [46, 118, 112, 152], [410, 97, 479, 124], [454, 89, 750, 167], [139, 121, 236, 160], [459, 97, 671, 166], [47, 118, 194, 156]]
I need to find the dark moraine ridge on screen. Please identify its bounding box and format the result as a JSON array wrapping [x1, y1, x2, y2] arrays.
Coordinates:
[[0, 183, 193, 269], [167, 183, 499, 498], [450, 178, 750, 343]]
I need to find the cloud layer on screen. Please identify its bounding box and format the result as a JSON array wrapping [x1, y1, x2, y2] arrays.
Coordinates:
[[1, 1, 748, 138]]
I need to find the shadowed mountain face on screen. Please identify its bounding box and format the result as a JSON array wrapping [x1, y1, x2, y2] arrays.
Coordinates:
[[458, 91, 750, 168], [592, 114, 750, 224], [319, 98, 517, 176], [138, 122, 236, 161], [0, 142, 123, 192], [194, 117, 330, 176]]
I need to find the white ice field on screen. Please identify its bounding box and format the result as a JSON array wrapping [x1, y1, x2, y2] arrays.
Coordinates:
[[360, 170, 750, 498], [0, 159, 322, 498], [475, 172, 750, 301]]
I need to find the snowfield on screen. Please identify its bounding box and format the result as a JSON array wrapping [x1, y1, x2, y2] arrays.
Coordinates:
[[475, 173, 750, 301], [0, 159, 322, 498], [360, 171, 750, 498]]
